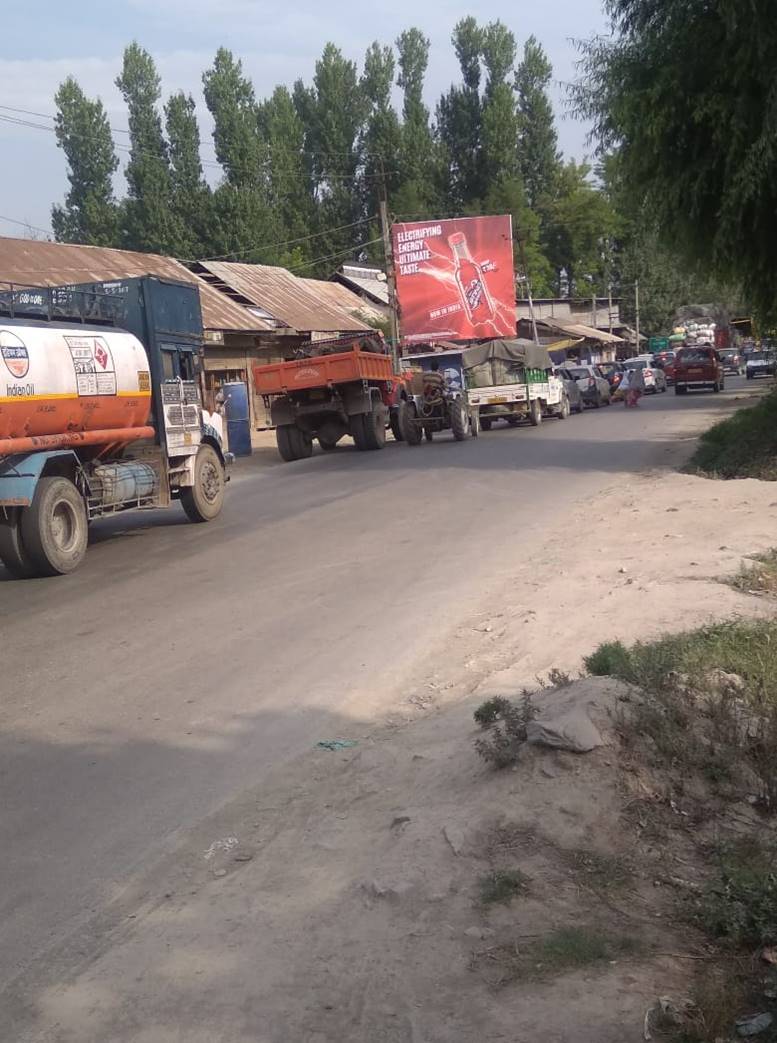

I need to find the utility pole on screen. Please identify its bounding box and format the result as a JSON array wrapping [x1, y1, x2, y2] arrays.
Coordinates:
[[378, 159, 400, 361], [608, 283, 613, 335], [517, 236, 540, 346], [634, 279, 641, 353]]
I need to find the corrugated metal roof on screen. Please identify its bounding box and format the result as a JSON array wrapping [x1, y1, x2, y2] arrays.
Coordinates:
[[300, 278, 383, 325], [197, 261, 371, 334], [336, 265, 390, 306], [532, 315, 624, 345], [0, 236, 269, 333]]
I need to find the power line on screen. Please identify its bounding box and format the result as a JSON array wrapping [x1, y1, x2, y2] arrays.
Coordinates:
[[286, 236, 384, 274], [0, 113, 394, 183], [0, 214, 52, 236], [0, 104, 387, 162], [196, 215, 379, 263]]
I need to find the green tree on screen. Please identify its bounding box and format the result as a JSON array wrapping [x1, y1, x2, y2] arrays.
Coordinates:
[[201, 49, 281, 263], [394, 28, 437, 214], [437, 17, 485, 206], [115, 42, 180, 254], [202, 48, 264, 189], [600, 153, 742, 334], [257, 86, 316, 265], [51, 77, 119, 245], [480, 22, 519, 184], [165, 92, 210, 258], [573, 0, 777, 321], [543, 160, 619, 296], [361, 43, 402, 203], [514, 36, 562, 210], [302, 43, 366, 272]]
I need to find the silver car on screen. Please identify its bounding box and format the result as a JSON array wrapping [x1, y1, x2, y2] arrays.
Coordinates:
[[622, 356, 668, 394], [560, 364, 612, 408]]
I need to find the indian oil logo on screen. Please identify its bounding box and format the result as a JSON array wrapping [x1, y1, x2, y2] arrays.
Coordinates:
[[0, 330, 29, 379]]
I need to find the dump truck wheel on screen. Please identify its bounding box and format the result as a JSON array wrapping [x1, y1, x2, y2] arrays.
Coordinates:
[[357, 401, 387, 451], [451, 400, 468, 441], [181, 444, 226, 523], [398, 401, 422, 445], [389, 411, 404, 441], [277, 424, 313, 462], [0, 509, 37, 579], [21, 477, 88, 576]]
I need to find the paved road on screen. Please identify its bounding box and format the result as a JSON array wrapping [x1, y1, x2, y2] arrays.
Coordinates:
[[0, 378, 748, 1024]]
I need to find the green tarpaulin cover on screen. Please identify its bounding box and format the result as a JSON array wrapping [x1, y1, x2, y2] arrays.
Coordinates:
[[462, 338, 553, 372]]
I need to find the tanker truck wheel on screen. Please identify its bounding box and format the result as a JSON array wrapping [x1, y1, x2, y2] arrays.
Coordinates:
[[21, 478, 88, 576], [181, 445, 226, 523], [0, 509, 37, 579]]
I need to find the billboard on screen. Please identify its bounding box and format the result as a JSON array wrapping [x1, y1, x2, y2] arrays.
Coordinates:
[[392, 215, 515, 344]]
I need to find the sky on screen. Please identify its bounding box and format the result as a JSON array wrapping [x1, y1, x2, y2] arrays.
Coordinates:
[[0, 0, 609, 238]]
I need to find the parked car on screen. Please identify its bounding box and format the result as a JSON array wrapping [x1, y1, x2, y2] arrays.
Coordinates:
[[674, 345, 725, 394], [560, 364, 611, 408], [553, 367, 584, 414], [622, 355, 668, 393], [598, 361, 625, 391], [719, 349, 745, 376], [745, 350, 777, 380]]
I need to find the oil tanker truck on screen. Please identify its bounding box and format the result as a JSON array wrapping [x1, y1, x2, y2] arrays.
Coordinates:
[[0, 275, 231, 578]]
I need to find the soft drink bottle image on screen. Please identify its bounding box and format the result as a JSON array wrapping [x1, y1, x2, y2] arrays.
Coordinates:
[[448, 231, 497, 324]]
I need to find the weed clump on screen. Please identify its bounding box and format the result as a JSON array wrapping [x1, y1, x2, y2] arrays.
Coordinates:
[[729, 548, 777, 596], [479, 868, 530, 906], [694, 839, 777, 948], [474, 692, 537, 769], [584, 620, 777, 811]]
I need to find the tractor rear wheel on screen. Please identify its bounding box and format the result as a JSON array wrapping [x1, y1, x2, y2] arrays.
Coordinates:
[[451, 400, 468, 441], [398, 400, 422, 445]]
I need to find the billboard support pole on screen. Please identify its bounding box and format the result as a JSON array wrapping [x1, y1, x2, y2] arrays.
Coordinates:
[[378, 163, 400, 362]]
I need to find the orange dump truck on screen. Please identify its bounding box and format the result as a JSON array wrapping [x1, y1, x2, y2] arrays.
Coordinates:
[[253, 339, 406, 461]]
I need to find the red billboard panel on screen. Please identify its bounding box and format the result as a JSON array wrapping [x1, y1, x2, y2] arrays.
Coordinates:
[[392, 215, 515, 344]]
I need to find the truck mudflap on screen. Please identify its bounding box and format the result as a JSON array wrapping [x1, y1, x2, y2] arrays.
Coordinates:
[[0, 450, 78, 508]]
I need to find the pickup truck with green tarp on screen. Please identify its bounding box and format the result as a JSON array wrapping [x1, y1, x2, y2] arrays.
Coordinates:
[[462, 338, 567, 430]]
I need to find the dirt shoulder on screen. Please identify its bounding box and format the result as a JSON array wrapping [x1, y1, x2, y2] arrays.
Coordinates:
[[11, 397, 777, 1043]]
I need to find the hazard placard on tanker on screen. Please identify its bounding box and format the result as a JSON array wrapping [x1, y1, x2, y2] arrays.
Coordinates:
[[64, 335, 118, 397]]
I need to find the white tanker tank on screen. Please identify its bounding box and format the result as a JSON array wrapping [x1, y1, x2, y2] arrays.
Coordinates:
[[0, 321, 153, 451]]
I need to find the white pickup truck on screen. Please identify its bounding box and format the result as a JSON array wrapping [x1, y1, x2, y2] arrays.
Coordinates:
[[463, 339, 567, 430]]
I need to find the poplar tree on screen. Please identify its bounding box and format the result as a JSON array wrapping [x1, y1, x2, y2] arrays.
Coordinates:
[[51, 77, 119, 246], [115, 43, 180, 254]]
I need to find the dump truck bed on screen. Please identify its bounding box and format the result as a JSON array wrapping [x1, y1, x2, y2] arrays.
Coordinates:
[[253, 349, 395, 395]]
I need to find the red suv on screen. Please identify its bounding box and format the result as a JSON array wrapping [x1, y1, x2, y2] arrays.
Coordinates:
[[674, 345, 725, 395]]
